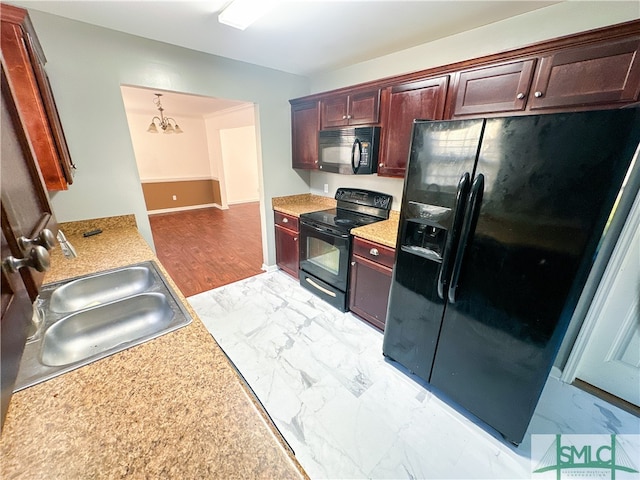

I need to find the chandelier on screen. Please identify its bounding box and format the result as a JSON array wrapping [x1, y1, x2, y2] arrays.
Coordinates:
[[147, 93, 183, 134]]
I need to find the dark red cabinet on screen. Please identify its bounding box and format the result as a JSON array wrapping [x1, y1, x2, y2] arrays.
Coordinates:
[[274, 211, 299, 279], [379, 76, 449, 177], [529, 37, 640, 110], [349, 237, 394, 331], [290, 100, 319, 170], [450, 60, 536, 117], [320, 90, 380, 129], [1, 4, 75, 191]]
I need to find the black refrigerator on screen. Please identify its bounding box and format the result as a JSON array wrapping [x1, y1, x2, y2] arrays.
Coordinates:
[[382, 108, 640, 445]]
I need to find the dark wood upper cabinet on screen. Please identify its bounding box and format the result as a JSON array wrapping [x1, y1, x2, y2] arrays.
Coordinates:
[[320, 89, 380, 128], [378, 76, 449, 177], [529, 38, 640, 111], [1, 4, 75, 191], [450, 60, 536, 117], [290, 100, 319, 170], [290, 19, 640, 175]]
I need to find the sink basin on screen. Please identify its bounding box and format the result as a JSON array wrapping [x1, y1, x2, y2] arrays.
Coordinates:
[[41, 292, 173, 367], [48, 265, 155, 313], [14, 261, 192, 391]]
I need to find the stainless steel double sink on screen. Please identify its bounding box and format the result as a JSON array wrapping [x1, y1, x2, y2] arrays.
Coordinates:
[[14, 261, 193, 391]]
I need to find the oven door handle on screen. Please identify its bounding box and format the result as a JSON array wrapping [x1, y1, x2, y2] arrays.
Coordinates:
[[303, 222, 350, 239], [305, 277, 337, 297]]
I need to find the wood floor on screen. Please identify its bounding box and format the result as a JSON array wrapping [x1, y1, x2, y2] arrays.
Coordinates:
[[148, 203, 264, 297]]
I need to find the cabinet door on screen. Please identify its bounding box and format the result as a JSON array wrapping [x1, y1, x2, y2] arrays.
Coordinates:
[[379, 77, 448, 177], [349, 255, 392, 331], [349, 238, 394, 330], [451, 59, 536, 117], [347, 90, 380, 126], [291, 100, 319, 169], [23, 31, 75, 185], [1, 5, 74, 191], [321, 95, 349, 128], [1, 63, 57, 301], [275, 225, 299, 279], [528, 38, 640, 111], [1, 226, 33, 431], [320, 90, 380, 128]]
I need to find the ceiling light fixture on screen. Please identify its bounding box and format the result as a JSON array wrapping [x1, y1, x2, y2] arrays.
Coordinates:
[[147, 93, 183, 134], [218, 0, 280, 30]]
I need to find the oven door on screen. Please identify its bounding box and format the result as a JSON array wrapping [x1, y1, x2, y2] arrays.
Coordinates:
[[299, 220, 351, 293]]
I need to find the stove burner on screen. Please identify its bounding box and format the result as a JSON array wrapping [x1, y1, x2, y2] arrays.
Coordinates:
[[335, 218, 355, 226]]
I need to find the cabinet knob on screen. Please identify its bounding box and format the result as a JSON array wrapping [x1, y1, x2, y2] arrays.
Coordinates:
[[18, 228, 56, 253], [351, 261, 356, 266], [342, 115, 348, 120], [534, 91, 543, 98], [379, 163, 384, 168], [516, 92, 525, 100], [346, 115, 352, 119], [369, 248, 380, 256], [2, 246, 51, 274], [294, 237, 298, 241], [282, 217, 288, 223]]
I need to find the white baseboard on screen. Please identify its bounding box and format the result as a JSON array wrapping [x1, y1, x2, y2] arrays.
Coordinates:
[[262, 264, 278, 273], [148, 203, 224, 215]]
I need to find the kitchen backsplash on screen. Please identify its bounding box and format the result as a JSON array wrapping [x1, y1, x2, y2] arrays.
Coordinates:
[[309, 171, 404, 211]]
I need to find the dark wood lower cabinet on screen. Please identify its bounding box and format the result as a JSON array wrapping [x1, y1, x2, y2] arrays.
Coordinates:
[[349, 237, 394, 331], [274, 211, 299, 279]]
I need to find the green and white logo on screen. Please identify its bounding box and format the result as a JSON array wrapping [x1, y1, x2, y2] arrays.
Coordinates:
[[531, 434, 639, 479]]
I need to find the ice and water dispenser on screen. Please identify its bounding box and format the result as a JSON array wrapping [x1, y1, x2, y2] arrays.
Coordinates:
[[400, 201, 452, 263]]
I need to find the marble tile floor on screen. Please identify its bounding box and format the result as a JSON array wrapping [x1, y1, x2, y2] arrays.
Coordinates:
[[188, 271, 639, 480]]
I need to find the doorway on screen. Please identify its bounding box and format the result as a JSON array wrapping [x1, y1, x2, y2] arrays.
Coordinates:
[[120, 85, 264, 296]]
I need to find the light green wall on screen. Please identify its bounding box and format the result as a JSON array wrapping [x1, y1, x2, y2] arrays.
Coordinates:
[[28, 10, 311, 264], [311, 1, 640, 92]]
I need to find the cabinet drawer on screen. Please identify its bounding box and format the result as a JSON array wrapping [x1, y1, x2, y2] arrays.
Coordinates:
[[274, 211, 299, 231], [353, 237, 394, 268]]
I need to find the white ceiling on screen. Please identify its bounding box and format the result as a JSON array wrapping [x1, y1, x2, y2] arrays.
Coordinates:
[[15, 0, 562, 77], [16, 1, 572, 119]]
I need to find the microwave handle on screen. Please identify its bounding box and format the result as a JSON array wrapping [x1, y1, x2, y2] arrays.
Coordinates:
[[351, 138, 361, 174]]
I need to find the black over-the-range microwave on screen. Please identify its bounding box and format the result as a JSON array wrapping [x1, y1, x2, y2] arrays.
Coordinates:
[[318, 126, 381, 175]]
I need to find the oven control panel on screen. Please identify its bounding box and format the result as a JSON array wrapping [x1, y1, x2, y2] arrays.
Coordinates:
[[335, 188, 392, 210]]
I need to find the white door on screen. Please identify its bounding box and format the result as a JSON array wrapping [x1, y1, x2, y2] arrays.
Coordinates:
[[220, 126, 260, 205], [573, 194, 640, 407]]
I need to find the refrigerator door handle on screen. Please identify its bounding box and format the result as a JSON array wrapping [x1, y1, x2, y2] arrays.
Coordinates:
[[437, 172, 471, 299], [447, 173, 484, 304]]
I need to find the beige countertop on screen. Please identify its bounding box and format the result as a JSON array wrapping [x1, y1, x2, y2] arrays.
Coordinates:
[[351, 211, 400, 249], [273, 194, 399, 248], [0, 215, 307, 479], [272, 193, 336, 217]]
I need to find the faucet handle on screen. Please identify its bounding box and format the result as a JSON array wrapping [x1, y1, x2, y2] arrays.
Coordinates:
[[18, 228, 56, 252]]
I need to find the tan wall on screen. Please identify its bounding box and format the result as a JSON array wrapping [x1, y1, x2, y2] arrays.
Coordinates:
[[142, 179, 221, 211]]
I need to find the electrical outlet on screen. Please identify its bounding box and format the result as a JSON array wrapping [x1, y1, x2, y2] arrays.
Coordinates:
[[323, 184, 329, 194], [172, 195, 177, 201]]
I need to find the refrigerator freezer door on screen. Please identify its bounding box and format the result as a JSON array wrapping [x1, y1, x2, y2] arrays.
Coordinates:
[[383, 119, 484, 380], [429, 109, 640, 445]]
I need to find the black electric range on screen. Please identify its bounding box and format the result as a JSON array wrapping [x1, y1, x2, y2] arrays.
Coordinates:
[[298, 188, 393, 311]]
